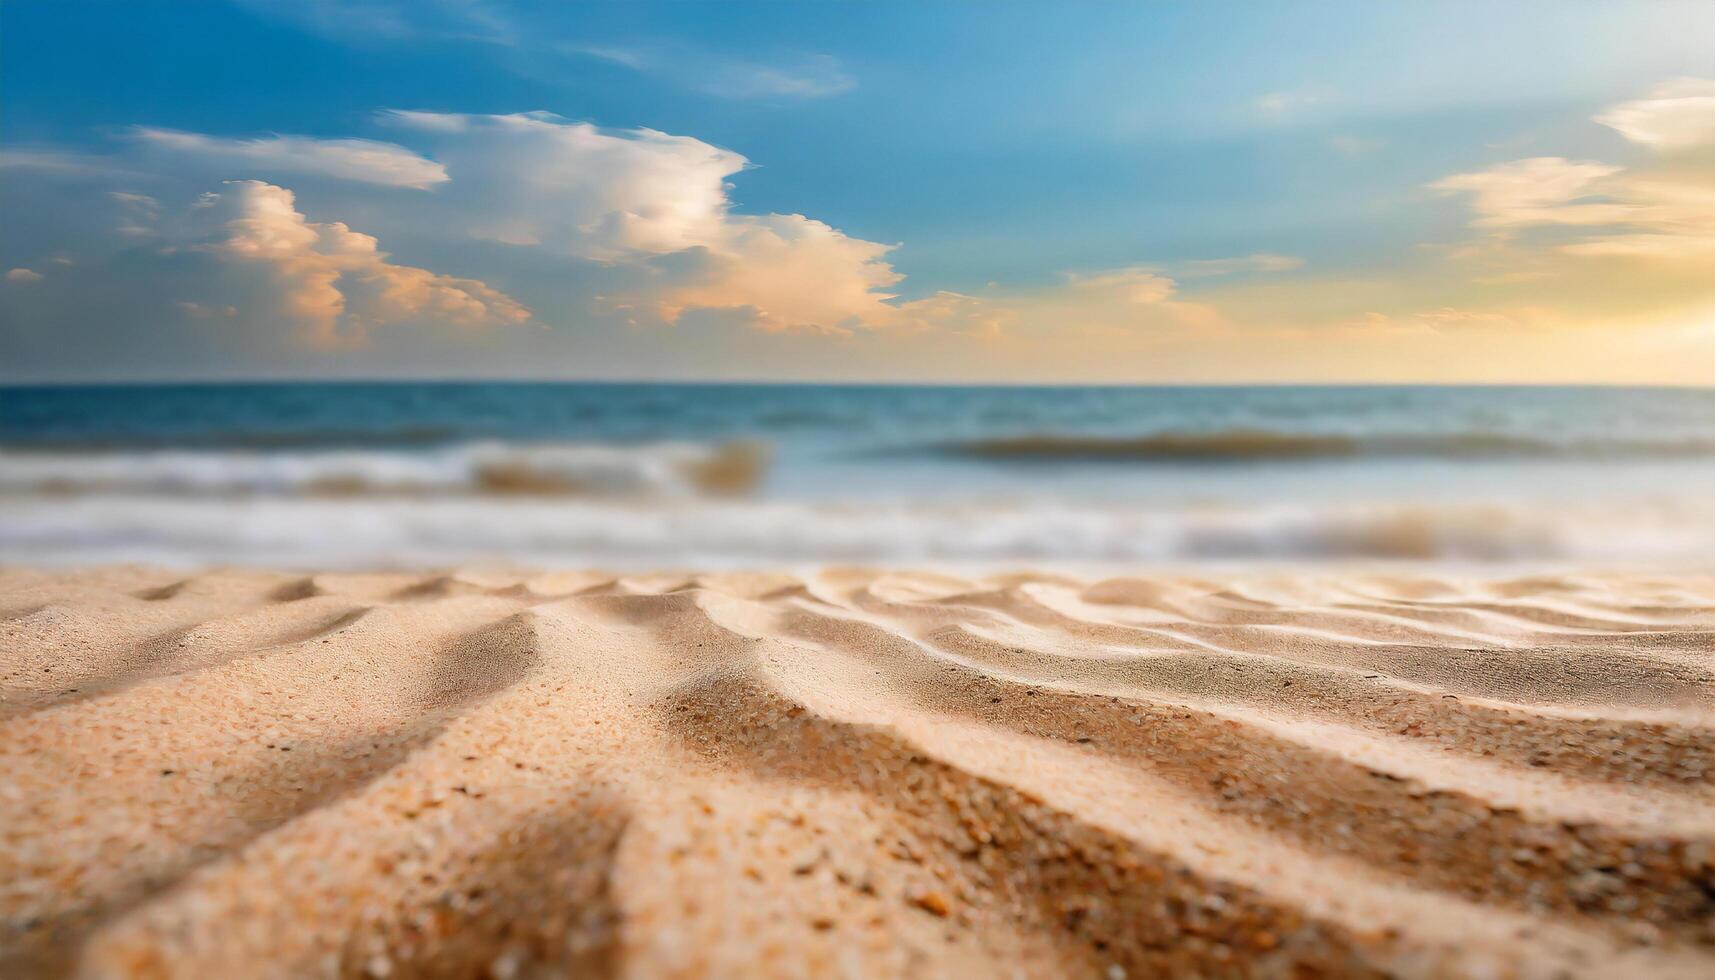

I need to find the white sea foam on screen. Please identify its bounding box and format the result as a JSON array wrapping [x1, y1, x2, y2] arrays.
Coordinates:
[[5, 493, 1712, 568], [0, 442, 767, 498]]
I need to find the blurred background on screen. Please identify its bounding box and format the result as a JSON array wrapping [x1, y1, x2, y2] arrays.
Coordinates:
[[4, 382, 1715, 570]]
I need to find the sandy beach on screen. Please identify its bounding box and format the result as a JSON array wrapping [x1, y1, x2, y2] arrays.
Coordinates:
[[8, 0, 1715, 973], [1, 566, 1711, 978]]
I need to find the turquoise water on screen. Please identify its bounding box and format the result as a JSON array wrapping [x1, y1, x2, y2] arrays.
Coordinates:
[[4, 383, 1714, 566]]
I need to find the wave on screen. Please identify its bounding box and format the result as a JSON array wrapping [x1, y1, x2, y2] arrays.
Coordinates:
[[6, 496, 1713, 567], [0, 426, 472, 451], [0, 441, 769, 499], [939, 429, 1715, 462]]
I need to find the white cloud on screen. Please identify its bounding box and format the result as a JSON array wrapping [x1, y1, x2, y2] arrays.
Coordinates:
[[1065, 266, 1179, 305], [6, 268, 44, 283], [109, 191, 163, 238], [1255, 87, 1333, 117], [178, 301, 238, 319], [374, 111, 1227, 340], [696, 54, 855, 100], [109, 191, 161, 217], [0, 149, 136, 179], [384, 110, 743, 256], [200, 180, 530, 348], [565, 43, 855, 100], [385, 110, 905, 332], [566, 44, 648, 69], [1596, 77, 1715, 151], [28, 105, 1227, 343], [130, 127, 448, 189], [234, 0, 513, 45], [243, 1, 850, 101], [1431, 157, 1627, 229], [1181, 253, 1304, 277]]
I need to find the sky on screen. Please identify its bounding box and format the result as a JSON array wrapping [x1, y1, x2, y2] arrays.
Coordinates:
[[2, 0, 1714, 384]]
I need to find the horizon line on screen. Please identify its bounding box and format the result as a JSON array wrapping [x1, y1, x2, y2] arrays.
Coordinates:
[[3, 377, 1713, 391]]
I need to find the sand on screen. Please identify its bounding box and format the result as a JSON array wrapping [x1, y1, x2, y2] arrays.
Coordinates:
[[2, 566, 1713, 978]]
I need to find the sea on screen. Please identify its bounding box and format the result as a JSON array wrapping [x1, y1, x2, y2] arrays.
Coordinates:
[[3, 382, 1714, 569]]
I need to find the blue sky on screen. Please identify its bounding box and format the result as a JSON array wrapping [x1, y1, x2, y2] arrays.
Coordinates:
[[4, 1, 1715, 382]]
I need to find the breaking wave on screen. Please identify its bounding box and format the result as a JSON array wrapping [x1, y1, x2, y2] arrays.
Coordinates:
[[939, 429, 1715, 462], [5, 496, 1713, 568], [0, 441, 770, 498]]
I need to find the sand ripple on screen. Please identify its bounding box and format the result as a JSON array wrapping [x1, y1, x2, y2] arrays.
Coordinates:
[[2, 567, 1713, 978]]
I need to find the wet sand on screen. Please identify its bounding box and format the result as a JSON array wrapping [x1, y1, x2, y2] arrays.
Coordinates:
[[2, 566, 1713, 977]]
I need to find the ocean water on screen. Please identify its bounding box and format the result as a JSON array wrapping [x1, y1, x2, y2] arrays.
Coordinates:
[[3, 382, 1714, 568]]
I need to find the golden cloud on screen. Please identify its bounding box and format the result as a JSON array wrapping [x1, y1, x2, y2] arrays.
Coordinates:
[[207, 181, 531, 348]]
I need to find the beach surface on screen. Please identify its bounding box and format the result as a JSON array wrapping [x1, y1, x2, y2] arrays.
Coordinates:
[[3, 565, 1714, 978]]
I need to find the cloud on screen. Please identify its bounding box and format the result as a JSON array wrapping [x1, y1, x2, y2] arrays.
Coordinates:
[[1433, 80, 1715, 259], [1433, 108, 1715, 270], [1180, 253, 1304, 277], [130, 127, 448, 189], [178, 301, 238, 319], [200, 180, 530, 348], [690, 54, 855, 100], [6, 268, 44, 283], [242, 2, 851, 102], [396, 102, 1273, 343], [644, 214, 902, 332], [1390, 79, 1715, 344], [109, 191, 161, 218], [889, 291, 1016, 340], [6, 109, 912, 347], [14, 70, 1713, 384], [234, 0, 514, 45], [383, 110, 741, 255], [566, 44, 647, 69], [1551, 173, 1715, 263], [81, 110, 1223, 344], [1255, 87, 1333, 117], [1558, 232, 1715, 263], [1048, 255, 1301, 309], [1357, 306, 1556, 333], [957, 265, 1223, 341], [1065, 266, 1179, 305], [1430, 157, 1627, 229], [109, 190, 163, 238], [366, 111, 1223, 339], [384, 110, 904, 332], [1596, 77, 1715, 151], [0, 148, 137, 179], [566, 44, 855, 100]]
